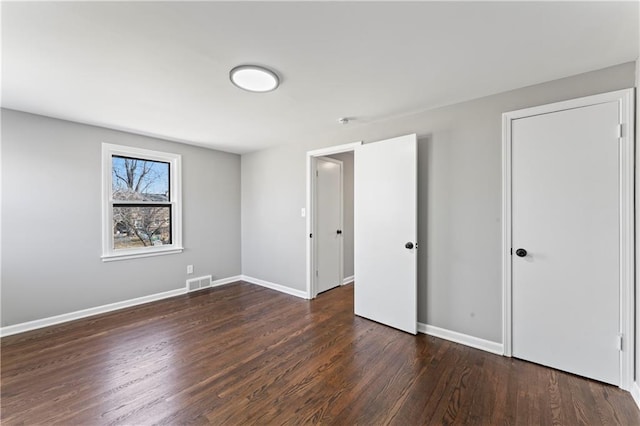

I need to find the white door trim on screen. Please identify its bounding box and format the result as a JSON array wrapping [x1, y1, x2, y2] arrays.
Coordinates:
[[502, 88, 635, 390], [306, 142, 362, 298]]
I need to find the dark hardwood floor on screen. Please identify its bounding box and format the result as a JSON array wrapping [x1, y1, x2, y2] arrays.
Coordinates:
[[2, 282, 639, 425]]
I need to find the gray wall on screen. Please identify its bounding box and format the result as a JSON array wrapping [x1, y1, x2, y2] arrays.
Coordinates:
[[241, 62, 636, 343], [1, 109, 241, 326], [327, 152, 354, 280]]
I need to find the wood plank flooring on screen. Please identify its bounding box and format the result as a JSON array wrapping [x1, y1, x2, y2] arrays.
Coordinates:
[[2, 282, 639, 425]]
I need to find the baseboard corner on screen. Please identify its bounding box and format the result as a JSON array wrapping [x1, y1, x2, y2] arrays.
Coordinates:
[[240, 275, 310, 299], [418, 322, 504, 356]]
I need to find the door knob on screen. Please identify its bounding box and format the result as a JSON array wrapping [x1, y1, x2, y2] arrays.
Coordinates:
[[405, 242, 414, 249], [336, 229, 342, 235], [515, 248, 527, 257]]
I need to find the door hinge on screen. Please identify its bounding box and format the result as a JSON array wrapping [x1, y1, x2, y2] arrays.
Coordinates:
[[316, 170, 319, 177], [617, 334, 623, 351], [316, 270, 319, 277], [617, 123, 623, 139]]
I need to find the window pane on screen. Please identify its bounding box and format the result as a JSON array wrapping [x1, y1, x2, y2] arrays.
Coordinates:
[[113, 206, 172, 249], [112, 156, 170, 202]]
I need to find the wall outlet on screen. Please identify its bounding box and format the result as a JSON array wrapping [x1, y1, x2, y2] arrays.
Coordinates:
[[301, 207, 306, 217], [187, 265, 194, 274]]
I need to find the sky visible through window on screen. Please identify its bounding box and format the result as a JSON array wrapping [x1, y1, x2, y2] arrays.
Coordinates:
[[112, 156, 169, 199]]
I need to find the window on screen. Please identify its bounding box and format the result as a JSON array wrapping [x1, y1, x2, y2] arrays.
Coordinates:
[[102, 143, 182, 261]]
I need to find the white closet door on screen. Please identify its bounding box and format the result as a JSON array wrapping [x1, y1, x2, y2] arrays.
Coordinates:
[[511, 101, 620, 385], [316, 157, 342, 294]]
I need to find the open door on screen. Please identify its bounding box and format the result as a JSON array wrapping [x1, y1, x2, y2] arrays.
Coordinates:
[[354, 134, 417, 334]]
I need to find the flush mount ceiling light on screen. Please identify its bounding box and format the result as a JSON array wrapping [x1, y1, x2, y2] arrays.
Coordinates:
[[229, 65, 280, 93]]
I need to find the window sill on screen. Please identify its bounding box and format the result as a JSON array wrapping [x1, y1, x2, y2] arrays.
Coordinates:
[[102, 247, 184, 262]]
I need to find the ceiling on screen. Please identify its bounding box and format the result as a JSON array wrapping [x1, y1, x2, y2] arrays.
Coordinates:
[[2, 1, 638, 154]]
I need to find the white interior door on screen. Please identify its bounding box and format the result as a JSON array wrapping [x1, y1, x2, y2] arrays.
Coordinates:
[[354, 134, 417, 334], [316, 157, 342, 294], [511, 101, 620, 385]]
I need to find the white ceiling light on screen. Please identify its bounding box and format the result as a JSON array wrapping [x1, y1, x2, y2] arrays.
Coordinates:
[[229, 65, 280, 93]]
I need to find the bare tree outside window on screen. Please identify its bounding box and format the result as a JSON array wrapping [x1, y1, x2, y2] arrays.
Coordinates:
[[112, 156, 172, 249]]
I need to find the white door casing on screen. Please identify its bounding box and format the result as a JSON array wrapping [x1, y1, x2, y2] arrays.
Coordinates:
[[315, 157, 343, 294], [502, 89, 635, 389], [354, 134, 418, 335]]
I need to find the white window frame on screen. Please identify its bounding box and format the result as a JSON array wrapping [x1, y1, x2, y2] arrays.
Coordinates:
[[102, 143, 183, 262]]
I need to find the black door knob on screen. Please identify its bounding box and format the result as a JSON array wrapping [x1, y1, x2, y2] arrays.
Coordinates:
[[515, 248, 527, 257], [336, 229, 342, 235], [405, 242, 414, 249]]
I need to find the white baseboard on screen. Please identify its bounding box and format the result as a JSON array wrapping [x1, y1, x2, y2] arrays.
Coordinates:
[[1, 287, 186, 338], [631, 382, 640, 411], [418, 322, 504, 355], [211, 275, 243, 288], [241, 275, 309, 299], [342, 275, 354, 285], [1, 275, 245, 338]]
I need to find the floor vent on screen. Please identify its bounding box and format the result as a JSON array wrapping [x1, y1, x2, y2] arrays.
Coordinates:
[[186, 275, 213, 293]]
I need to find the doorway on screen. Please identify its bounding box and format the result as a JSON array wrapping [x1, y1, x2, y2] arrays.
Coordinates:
[[502, 89, 635, 389], [307, 142, 360, 298], [323, 152, 355, 288], [306, 134, 418, 335]]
